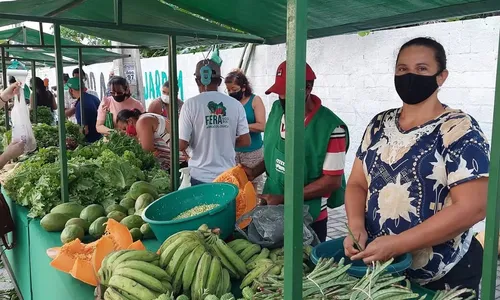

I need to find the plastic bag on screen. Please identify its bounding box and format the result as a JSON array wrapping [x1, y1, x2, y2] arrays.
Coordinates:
[[235, 204, 320, 249], [11, 87, 36, 153], [179, 167, 191, 190]]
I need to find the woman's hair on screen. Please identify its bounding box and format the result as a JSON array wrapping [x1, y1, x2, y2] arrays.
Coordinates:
[[224, 69, 253, 96], [117, 108, 142, 123], [163, 81, 169, 89], [34, 77, 45, 92], [33, 77, 53, 108], [108, 76, 129, 92], [397, 37, 447, 71]]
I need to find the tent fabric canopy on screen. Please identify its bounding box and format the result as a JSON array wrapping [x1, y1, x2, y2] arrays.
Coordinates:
[[167, 0, 500, 44], [2, 48, 74, 67], [0, 0, 264, 46], [0, 27, 127, 65]]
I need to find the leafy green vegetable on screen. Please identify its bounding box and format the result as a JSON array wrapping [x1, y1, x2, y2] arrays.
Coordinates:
[[31, 106, 54, 126], [4, 132, 167, 218]]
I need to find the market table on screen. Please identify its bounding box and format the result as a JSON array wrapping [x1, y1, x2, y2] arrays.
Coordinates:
[[2, 191, 162, 300]]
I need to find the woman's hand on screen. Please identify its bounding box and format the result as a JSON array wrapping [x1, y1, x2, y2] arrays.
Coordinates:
[[344, 227, 368, 258], [3, 140, 25, 161], [350, 235, 402, 264], [242, 164, 256, 181], [1, 82, 21, 102]]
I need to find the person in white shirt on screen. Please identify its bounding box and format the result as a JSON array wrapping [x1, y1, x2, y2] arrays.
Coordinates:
[[179, 59, 251, 185]]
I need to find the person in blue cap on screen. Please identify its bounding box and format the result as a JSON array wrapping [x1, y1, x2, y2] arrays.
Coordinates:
[[66, 77, 102, 143]]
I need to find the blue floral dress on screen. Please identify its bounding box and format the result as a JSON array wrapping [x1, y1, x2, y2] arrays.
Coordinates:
[[357, 106, 490, 284]]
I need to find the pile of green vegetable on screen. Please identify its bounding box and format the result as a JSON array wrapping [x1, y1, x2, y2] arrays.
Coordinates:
[[4, 132, 170, 218], [31, 106, 54, 126]]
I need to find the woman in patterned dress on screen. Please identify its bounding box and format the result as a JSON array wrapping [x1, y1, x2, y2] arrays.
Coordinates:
[[344, 37, 489, 297]]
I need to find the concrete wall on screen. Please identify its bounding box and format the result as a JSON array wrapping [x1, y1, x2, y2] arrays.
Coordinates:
[[38, 16, 500, 175]]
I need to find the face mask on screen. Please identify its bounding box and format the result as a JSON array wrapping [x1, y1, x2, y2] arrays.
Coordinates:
[[229, 90, 244, 101], [126, 124, 137, 136], [113, 93, 129, 103], [161, 94, 170, 104], [394, 72, 440, 105]]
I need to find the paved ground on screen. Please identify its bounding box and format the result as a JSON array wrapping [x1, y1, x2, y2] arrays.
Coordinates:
[[326, 206, 500, 299]]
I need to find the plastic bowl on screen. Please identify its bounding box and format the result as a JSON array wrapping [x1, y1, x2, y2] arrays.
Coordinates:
[[142, 183, 239, 242], [310, 237, 412, 277]]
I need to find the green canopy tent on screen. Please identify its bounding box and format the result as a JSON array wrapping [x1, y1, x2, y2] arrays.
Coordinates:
[[0, 0, 499, 299]]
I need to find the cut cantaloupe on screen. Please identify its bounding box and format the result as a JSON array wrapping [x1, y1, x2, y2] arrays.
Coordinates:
[[228, 165, 249, 187], [127, 240, 146, 250], [104, 218, 133, 249], [238, 181, 258, 229], [70, 258, 98, 286], [214, 173, 240, 188], [51, 218, 136, 287], [50, 239, 86, 273], [91, 236, 115, 277]]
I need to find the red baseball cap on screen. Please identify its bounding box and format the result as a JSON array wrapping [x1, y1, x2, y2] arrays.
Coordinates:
[[265, 61, 316, 95]]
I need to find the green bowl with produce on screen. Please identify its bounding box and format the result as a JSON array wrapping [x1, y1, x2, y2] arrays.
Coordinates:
[[142, 183, 238, 242], [311, 237, 412, 277]]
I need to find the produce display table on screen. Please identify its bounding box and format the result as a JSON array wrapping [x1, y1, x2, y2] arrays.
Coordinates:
[[2, 192, 162, 300]]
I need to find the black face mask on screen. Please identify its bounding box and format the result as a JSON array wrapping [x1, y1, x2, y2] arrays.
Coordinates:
[[394, 72, 440, 105], [113, 94, 129, 103], [229, 90, 244, 101]]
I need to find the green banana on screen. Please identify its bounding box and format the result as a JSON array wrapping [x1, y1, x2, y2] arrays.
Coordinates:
[[239, 244, 261, 262], [191, 252, 212, 300], [160, 233, 200, 268], [158, 230, 195, 254], [161, 280, 173, 293], [172, 253, 190, 295], [113, 267, 166, 293], [215, 238, 247, 276], [108, 275, 157, 300], [111, 250, 159, 271], [240, 261, 274, 288], [182, 244, 206, 293], [103, 250, 131, 280], [222, 268, 231, 294], [209, 243, 240, 279], [246, 258, 273, 271], [206, 256, 222, 294], [166, 239, 200, 276], [103, 287, 126, 300], [115, 260, 171, 281], [227, 239, 252, 254]]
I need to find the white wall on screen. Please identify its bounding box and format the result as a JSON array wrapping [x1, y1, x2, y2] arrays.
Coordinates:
[[38, 16, 500, 175]]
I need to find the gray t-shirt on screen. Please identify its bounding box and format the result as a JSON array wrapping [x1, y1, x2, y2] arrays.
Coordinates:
[[179, 91, 249, 182]]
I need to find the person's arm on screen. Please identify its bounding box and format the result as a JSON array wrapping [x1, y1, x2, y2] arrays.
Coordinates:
[[96, 99, 111, 134], [51, 93, 58, 110], [0, 141, 25, 168], [235, 101, 251, 147], [304, 126, 346, 200], [235, 133, 251, 148], [136, 118, 156, 152], [248, 96, 266, 132], [178, 100, 192, 152]]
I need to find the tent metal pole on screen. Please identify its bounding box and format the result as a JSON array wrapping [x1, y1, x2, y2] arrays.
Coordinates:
[[1, 47, 9, 129], [38, 22, 44, 45], [78, 47, 85, 129], [114, 0, 122, 26], [168, 35, 180, 191], [53, 23, 69, 203], [1, 44, 148, 49], [31, 60, 36, 123], [480, 29, 500, 300], [284, 0, 307, 298]]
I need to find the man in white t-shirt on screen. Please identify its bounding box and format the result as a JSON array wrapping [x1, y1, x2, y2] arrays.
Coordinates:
[[179, 59, 251, 184]]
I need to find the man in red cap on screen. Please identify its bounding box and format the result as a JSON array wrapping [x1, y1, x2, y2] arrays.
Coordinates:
[[243, 61, 349, 241]]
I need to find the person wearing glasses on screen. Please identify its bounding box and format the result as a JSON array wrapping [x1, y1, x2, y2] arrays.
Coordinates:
[[96, 76, 144, 135]]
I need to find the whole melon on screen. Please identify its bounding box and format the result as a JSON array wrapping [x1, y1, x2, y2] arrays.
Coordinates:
[[65, 218, 90, 233], [50, 202, 85, 219], [107, 211, 127, 222], [105, 204, 128, 215], [128, 208, 136, 216], [60, 225, 84, 244], [129, 181, 158, 200], [80, 204, 105, 224], [120, 215, 144, 230], [119, 198, 135, 210], [129, 228, 142, 242], [140, 223, 155, 239], [40, 213, 71, 232], [89, 217, 108, 238], [134, 193, 154, 211]]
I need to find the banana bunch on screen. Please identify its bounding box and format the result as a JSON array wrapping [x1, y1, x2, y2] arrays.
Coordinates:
[[99, 250, 172, 300], [156, 225, 240, 300]]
